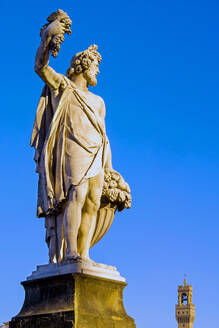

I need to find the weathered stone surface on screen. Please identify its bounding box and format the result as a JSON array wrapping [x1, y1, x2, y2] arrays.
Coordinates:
[[9, 274, 135, 328], [10, 311, 74, 328], [32, 10, 132, 264], [175, 277, 195, 328], [27, 259, 125, 282]]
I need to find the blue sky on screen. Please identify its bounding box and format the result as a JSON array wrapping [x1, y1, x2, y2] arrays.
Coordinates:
[[0, 0, 219, 327]]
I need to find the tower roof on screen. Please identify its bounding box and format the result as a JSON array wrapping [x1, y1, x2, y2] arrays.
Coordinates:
[[183, 274, 187, 287], [178, 274, 192, 290]]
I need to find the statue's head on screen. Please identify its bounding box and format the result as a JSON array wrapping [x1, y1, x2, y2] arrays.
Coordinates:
[[66, 44, 102, 86]]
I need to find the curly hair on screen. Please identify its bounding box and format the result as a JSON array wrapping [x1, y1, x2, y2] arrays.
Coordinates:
[[66, 44, 101, 79]]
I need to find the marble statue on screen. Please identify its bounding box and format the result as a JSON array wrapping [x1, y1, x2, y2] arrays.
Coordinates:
[[31, 9, 131, 264]]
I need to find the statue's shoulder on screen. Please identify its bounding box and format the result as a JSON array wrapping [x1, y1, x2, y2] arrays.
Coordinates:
[[97, 94, 105, 106], [88, 91, 105, 106], [87, 91, 106, 119]]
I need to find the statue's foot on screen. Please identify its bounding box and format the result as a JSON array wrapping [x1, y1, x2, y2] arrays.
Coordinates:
[[81, 256, 96, 265], [65, 252, 81, 261]]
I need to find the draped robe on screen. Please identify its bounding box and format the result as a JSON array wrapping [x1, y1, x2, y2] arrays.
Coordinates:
[[31, 76, 109, 218]]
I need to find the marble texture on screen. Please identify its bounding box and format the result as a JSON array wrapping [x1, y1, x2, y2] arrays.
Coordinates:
[[31, 9, 132, 263], [27, 260, 126, 282]]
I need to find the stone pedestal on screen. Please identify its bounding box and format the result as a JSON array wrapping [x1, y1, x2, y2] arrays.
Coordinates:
[[9, 262, 135, 328]]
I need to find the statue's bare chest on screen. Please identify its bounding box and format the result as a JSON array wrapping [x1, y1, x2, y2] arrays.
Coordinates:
[[79, 91, 103, 120]]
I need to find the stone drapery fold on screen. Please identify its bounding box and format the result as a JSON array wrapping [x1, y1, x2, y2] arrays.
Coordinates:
[[31, 77, 109, 217]]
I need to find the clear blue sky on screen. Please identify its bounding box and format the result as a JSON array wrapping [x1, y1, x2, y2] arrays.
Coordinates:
[[0, 0, 219, 327]]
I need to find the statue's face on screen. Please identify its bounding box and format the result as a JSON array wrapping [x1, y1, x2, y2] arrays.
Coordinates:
[[83, 59, 100, 86]]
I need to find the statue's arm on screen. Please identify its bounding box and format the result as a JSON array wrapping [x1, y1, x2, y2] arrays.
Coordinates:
[[35, 20, 66, 93], [99, 98, 113, 170], [105, 145, 112, 169]]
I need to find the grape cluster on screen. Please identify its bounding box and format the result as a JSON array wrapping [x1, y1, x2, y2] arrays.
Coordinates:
[[61, 18, 72, 35], [102, 168, 132, 211], [40, 9, 72, 58], [50, 34, 64, 58]]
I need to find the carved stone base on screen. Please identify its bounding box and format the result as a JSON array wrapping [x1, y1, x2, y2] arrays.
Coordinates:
[[9, 273, 135, 328]]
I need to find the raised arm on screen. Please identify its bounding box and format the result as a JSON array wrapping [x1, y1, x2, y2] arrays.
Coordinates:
[[35, 20, 67, 94]]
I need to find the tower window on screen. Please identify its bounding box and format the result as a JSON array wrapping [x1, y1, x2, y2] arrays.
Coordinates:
[[181, 293, 188, 305]]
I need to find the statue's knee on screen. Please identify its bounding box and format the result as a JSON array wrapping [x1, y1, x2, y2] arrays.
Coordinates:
[[79, 222, 90, 236], [69, 187, 85, 206], [85, 197, 100, 215]]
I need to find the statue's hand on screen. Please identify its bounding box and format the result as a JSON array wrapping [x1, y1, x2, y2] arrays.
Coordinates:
[[42, 20, 66, 40], [39, 10, 72, 57]]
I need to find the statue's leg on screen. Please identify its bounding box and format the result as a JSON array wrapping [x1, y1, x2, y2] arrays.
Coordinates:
[[56, 211, 65, 262], [45, 216, 57, 263], [64, 181, 88, 260], [78, 169, 104, 261]]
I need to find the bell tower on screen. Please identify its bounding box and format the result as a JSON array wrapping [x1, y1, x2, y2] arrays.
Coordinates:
[[175, 276, 195, 328]]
